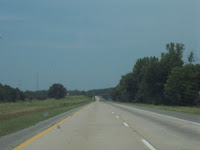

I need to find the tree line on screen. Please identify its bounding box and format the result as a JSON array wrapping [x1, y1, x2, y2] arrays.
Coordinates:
[[111, 43, 200, 106], [68, 90, 86, 96], [0, 83, 67, 102], [86, 88, 113, 98]]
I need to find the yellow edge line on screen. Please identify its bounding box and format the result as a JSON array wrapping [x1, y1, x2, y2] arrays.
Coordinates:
[[13, 104, 90, 150]]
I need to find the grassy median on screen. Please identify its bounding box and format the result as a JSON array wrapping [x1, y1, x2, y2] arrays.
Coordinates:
[[0, 95, 93, 137]]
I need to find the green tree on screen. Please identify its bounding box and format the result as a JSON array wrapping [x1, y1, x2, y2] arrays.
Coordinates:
[[188, 51, 194, 64], [156, 42, 185, 103], [131, 57, 154, 103], [111, 42, 200, 106], [15, 88, 25, 101], [24, 90, 48, 100], [116, 73, 137, 102], [0, 84, 25, 102], [135, 58, 163, 104], [164, 64, 200, 106], [111, 86, 120, 101], [0, 84, 4, 102], [48, 84, 67, 99], [160, 43, 184, 76]]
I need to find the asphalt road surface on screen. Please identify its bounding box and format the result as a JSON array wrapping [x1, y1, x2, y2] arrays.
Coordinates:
[[14, 97, 200, 150]]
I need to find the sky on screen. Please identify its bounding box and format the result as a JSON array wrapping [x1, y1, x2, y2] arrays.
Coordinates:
[[0, 0, 200, 91]]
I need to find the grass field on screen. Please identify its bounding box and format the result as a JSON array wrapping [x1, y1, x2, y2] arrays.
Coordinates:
[[104, 99, 200, 115], [0, 95, 93, 137], [130, 103, 200, 115]]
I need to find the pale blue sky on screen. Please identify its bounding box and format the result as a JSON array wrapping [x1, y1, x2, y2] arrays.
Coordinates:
[[0, 0, 200, 91]]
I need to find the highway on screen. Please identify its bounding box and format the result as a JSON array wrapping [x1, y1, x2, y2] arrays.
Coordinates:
[[14, 96, 200, 150]]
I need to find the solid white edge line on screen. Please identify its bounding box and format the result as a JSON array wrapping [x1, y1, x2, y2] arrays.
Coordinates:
[[116, 104, 200, 126], [135, 107, 200, 126], [123, 122, 129, 127], [142, 139, 157, 150], [116, 115, 119, 118]]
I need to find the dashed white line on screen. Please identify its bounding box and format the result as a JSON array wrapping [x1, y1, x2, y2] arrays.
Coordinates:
[[121, 104, 200, 126], [116, 115, 119, 118], [123, 122, 129, 127], [142, 139, 157, 150], [112, 112, 115, 114]]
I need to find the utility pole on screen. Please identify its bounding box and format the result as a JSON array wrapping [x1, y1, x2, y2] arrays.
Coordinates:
[[37, 72, 39, 91]]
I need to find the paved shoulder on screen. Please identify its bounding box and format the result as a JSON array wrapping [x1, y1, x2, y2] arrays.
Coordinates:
[[0, 104, 88, 150], [107, 102, 200, 123], [106, 102, 200, 150]]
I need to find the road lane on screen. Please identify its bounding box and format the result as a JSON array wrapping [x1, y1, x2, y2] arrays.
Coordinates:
[[109, 102, 200, 123], [15, 98, 200, 150], [17, 101, 149, 150], [107, 102, 200, 150]]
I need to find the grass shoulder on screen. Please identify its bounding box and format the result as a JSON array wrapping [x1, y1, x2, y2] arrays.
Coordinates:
[[0, 95, 94, 137], [107, 100, 200, 115]]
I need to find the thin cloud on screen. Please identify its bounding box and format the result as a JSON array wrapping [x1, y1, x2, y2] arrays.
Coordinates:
[[11, 41, 98, 50], [0, 14, 24, 21], [11, 40, 140, 50]]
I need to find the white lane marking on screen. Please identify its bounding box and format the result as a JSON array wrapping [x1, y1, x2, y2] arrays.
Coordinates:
[[123, 122, 129, 127], [142, 139, 157, 150], [116, 115, 119, 118], [112, 112, 115, 114], [136, 108, 200, 126], [116, 104, 200, 126]]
